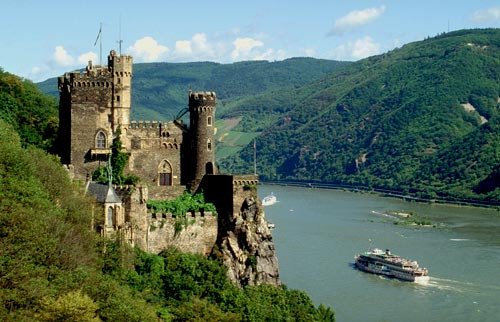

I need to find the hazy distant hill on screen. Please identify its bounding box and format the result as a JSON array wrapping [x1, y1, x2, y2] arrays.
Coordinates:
[[37, 58, 349, 120], [221, 29, 500, 201]]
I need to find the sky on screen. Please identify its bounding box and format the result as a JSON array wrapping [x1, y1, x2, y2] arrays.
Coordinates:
[[1, 0, 499, 82]]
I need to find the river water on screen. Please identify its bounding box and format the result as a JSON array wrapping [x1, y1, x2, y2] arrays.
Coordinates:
[[260, 184, 500, 322]]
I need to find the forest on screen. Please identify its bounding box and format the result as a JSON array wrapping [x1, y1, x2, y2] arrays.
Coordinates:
[[219, 29, 500, 202]]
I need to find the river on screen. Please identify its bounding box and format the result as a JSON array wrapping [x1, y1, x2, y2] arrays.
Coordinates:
[[259, 184, 500, 322]]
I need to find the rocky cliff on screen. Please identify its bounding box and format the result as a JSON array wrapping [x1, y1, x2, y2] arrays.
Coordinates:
[[216, 196, 280, 286]]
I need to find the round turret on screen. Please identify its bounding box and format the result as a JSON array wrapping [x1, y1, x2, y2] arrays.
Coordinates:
[[189, 91, 217, 182]]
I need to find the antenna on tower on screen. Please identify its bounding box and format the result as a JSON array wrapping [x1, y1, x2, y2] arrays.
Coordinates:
[[117, 15, 123, 55]]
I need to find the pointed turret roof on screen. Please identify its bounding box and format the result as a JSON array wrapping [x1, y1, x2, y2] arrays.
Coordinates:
[[87, 182, 122, 204]]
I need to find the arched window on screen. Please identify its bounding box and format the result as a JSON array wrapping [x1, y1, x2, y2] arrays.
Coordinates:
[[207, 139, 212, 151], [158, 160, 172, 186], [96, 131, 106, 148], [207, 116, 212, 126], [107, 206, 114, 227]]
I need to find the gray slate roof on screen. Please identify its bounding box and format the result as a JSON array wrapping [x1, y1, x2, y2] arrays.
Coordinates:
[[87, 182, 122, 203]]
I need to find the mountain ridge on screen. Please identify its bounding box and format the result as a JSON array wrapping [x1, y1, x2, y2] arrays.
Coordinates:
[[221, 28, 500, 201]]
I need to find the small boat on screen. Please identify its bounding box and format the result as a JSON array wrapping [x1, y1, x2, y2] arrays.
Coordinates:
[[354, 248, 429, 282], [267, 222, 275, 230], [262, 193, 277, 206]]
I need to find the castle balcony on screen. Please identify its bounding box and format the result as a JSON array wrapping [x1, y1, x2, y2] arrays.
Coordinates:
[[90, 148, 111, 157]]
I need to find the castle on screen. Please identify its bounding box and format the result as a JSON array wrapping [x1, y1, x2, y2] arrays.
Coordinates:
[[57, 50, 280, 286]]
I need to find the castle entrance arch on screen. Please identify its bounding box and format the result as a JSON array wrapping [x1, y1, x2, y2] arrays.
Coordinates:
[[205, 162, 214, 175], [158, 160, 173, 186]]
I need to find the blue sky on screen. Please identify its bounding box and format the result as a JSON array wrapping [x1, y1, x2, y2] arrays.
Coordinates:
[[1, 0, 499, 82]]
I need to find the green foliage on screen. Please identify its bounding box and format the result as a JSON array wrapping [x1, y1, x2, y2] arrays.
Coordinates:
[[147, 192, 216, 234], [0, 68, 58, 151], [125, 248, 335, 321], [36, 290, 100, 322], [0, 120, 97, 320], [147, 191, 217, 215]]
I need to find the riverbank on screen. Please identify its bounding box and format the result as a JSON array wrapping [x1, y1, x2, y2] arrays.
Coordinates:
[[261, 180, 500, 209]]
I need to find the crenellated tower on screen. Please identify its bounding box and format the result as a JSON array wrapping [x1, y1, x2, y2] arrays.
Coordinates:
[[189, 91, 217, 184], [108, 50, 133, 130], [58, 50, 133, 179]]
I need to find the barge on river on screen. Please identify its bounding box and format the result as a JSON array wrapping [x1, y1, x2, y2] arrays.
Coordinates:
[[355, 248, 429, 282]]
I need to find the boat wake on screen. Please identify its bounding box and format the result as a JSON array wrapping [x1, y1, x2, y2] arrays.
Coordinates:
[[370, 210, 398, 220], [449, 238, 470, 242], [420, 277, 489, 293]]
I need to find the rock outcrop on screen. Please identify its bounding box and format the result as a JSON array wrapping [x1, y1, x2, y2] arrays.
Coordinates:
[[216, 196, 280, 287]]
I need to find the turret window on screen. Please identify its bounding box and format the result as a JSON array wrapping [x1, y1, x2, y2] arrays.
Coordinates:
[[96, 131, 107, 148], [207, 139, 212, 151], [207, 116, 212, 126], [107, 206, 114, 227]]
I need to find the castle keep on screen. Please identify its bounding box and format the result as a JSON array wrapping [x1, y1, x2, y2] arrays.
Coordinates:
[[58, 50, 215, 190], [58, 50, 280, 286]]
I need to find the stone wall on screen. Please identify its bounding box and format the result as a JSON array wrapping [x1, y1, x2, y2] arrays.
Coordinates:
[[126, 121, 185, 187], [116, 185, 216, 255], [146, 212, 217, 255]]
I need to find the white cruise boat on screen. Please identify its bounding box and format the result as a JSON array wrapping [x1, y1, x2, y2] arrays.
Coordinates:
[[262, 193, 277, 206], [355, 248, 429, 282]]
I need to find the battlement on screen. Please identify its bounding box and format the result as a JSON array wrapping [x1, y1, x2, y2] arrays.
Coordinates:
[[149, 211, 215, 220], [129, 120, 173, 129], [233, 175, 259, 187], [189, 91, 216, 108]]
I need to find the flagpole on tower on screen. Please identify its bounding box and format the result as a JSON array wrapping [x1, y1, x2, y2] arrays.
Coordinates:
[[94, 23, 102, 66]]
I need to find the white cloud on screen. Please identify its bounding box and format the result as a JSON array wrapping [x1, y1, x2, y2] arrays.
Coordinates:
[[172, 33, 216, 61], [78, 51, 98, 65], [128, 36, 169, 62], [253, 49, 287, 61], [329, 6, 386, 35], [175, 40, 192, 55], [471, 6, 500, 23], [53, 46, 74, 66], [330, 36, 380, 60], [191, 33, 211, 52], [230, 37, 264, 60]]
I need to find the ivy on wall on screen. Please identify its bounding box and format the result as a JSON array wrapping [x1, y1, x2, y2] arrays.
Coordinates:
[[92, 127, 139, 185]]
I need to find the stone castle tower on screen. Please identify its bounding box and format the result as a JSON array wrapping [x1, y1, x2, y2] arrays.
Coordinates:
[[189, 91, 217, 184], [58, 50, 132, 179]]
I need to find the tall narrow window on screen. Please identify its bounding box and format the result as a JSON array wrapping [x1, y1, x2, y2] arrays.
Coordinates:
[[116, 95, 120, 102], [206, 162, 214, 175], [207, 139, 212, 151], [207, 116, 212, 126], [107, 206, 114, 227], [96, 131, 106, 148], [158, 160, 172, 186]]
